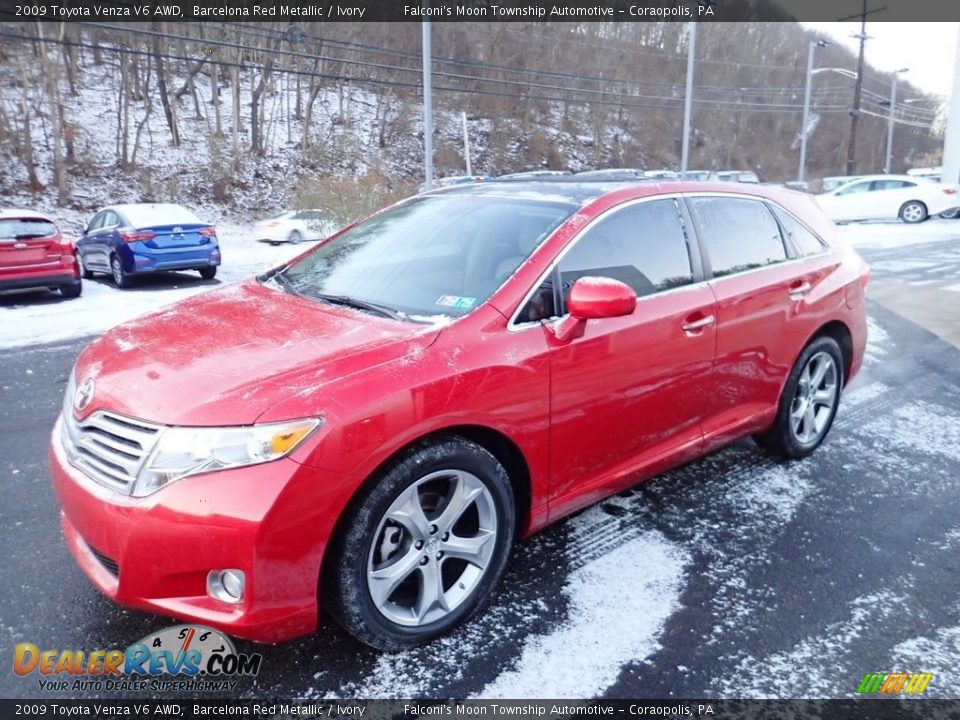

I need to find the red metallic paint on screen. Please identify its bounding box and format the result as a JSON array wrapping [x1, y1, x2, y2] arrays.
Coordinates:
[[0, 211, 80, 291], [50, 182, 869, 642]]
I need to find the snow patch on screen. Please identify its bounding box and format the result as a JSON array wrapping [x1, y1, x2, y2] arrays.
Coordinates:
[[476, 532, 687, 699]]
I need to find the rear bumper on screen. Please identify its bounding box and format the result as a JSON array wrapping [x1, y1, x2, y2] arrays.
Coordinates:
[[0, 271, 79, 293], [122, 243, 221, 274]]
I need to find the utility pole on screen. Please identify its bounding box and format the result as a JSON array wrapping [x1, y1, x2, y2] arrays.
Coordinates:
[[799, 40, 829, 183], [942, 26, 960, 186], [840, 1, 886, 176], [884, 68, 908, 175], [422, 15, 434, 190], [461, 111, 472, 176], [680, 21, 696, 173]]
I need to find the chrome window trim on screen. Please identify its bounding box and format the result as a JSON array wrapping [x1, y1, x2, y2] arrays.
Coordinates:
[[507, 194, 695, 332], [507, 190, 830, 332]]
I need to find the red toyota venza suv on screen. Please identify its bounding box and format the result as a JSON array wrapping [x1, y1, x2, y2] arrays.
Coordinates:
[[50, 181, 869, 650]]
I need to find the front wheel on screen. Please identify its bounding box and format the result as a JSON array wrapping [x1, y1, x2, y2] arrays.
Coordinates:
[[79, 257, 94, 280], [325, 437, 515, 651], [899, 200, 928, 224], [754, 336, 844, 459], [939, 208, 960, 220]]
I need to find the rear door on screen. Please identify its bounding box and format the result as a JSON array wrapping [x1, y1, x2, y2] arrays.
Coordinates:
[[542, 197, 717, 518], [686, 194, 811, 448], [0, 216, 62, 276]]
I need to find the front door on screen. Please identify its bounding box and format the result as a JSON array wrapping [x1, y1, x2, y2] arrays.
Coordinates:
[[541, 197, 717, 520]]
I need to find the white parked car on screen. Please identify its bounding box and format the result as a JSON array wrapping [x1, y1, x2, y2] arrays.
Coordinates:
[[253, 210, 332, 245], [814, 175, 960, 224]]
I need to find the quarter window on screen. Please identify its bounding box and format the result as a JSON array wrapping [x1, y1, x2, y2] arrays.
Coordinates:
[[690, 197, 788, 278], [770, 205, 826, 257]]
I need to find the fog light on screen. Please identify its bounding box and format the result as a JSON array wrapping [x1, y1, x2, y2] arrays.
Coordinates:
[[207, 569, 245, 604]]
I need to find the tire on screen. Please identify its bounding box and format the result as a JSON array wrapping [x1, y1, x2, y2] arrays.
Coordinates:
[[199, 266, 217, 280], [753, 335, 844, 459], [288, 230, 303, 244], [325, 436, 516, 651], [79, 257, 94, 280], [939, 208, 960, 220], [899, 200, 928, 224], [60, 282, 82, 299], [110, 255, 132, 289]]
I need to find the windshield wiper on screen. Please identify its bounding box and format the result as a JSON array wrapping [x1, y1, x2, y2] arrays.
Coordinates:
[[270, 268, 311, 300], [312, 293, 405, 322]]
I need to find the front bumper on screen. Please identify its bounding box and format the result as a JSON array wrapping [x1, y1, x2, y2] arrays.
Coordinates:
[[49, 415, 346, 643]]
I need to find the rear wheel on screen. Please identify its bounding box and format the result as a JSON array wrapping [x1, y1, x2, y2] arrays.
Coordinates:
[[899, 200, 928, 224], [754, 336, 844, 459], [199, 266, 217, 280], [325, 437, 515, 651], [60, 282, 82, 299], [288, 230, 303, 244], [110, 255, 132, 289]]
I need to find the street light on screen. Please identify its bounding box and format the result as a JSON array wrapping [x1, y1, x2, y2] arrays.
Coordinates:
[[884, 68, 909, 174], [798, 39, 830, 183]]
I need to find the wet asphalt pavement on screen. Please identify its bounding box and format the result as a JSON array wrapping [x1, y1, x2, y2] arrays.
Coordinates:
[[2, 261, 960, 699]]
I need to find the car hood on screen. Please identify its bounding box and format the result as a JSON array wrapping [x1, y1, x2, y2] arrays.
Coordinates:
[[72, 280, 444, 426]]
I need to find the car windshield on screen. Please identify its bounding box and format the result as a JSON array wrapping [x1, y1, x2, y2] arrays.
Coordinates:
[[0, 218, 56, 239], [274, 194, 577, 321]]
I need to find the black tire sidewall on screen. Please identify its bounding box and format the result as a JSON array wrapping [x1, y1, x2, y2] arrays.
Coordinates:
[[326, 437, 515, 650], [289, 231, 303, 243], [111, 256, 129, 288], [770, 336, 844, 458]]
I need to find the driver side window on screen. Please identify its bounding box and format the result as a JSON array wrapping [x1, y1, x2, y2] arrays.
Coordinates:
[[516, 199, 694, 323]]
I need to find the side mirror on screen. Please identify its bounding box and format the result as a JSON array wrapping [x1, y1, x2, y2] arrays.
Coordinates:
[[550, 276, 637, 343]]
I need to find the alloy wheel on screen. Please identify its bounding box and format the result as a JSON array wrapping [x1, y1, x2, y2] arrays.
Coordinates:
[[902, 202, 924, 223], [790, 351, 839, 445], [366, 470, 498, 627]]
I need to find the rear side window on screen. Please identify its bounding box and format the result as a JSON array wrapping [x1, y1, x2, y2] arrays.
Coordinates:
[[0, 218, 57, 239], [871, 179, 914, 191], [690, 197, 787, 278], [557, 199, 694, 300], [771, 205, 826, 257]]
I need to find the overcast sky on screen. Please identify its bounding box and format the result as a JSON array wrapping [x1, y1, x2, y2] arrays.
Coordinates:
[[802, 22, 958, 99]]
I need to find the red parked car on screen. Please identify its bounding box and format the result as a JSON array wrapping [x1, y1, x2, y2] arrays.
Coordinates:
[[50, 181, 869, 649], [0, 209, 81, 298]]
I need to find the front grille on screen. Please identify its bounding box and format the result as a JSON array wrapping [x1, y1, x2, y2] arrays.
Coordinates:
[[62, 409, 162, 493], [88, 543, 120, 577]]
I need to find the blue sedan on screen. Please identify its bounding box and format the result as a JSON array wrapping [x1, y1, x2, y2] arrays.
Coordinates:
[[76, 203, 221, 288]]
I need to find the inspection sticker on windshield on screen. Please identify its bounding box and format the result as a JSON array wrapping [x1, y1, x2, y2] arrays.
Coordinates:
[[436, 295, 476, 309]]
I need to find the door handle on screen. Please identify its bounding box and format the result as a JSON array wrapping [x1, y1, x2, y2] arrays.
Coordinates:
[[789, 281, 812, 300], [682, 314, 715, 335]]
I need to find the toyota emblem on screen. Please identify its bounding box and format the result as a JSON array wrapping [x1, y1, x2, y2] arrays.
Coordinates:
[[74, 378, 95, 412]]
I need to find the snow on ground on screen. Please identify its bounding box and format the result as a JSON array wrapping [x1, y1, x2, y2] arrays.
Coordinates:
[[0, 224, 319, 349], [717, 591, 909, 698], [837, 218, 960, 250], [476, 530, 687, 699]]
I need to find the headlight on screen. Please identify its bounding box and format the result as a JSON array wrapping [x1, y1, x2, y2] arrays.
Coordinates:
[[133, 418, 321, 497]]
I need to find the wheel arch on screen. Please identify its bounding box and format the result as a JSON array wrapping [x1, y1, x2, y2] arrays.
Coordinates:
[[808, 320, 853, 386], [317, 423, 533, 598]]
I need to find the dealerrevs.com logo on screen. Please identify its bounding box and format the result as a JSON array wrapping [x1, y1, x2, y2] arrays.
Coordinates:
[[14, 624, 263, 692]]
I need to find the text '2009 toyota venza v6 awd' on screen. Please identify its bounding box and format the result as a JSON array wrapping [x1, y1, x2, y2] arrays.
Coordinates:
[[51, 180, 868, 650]]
